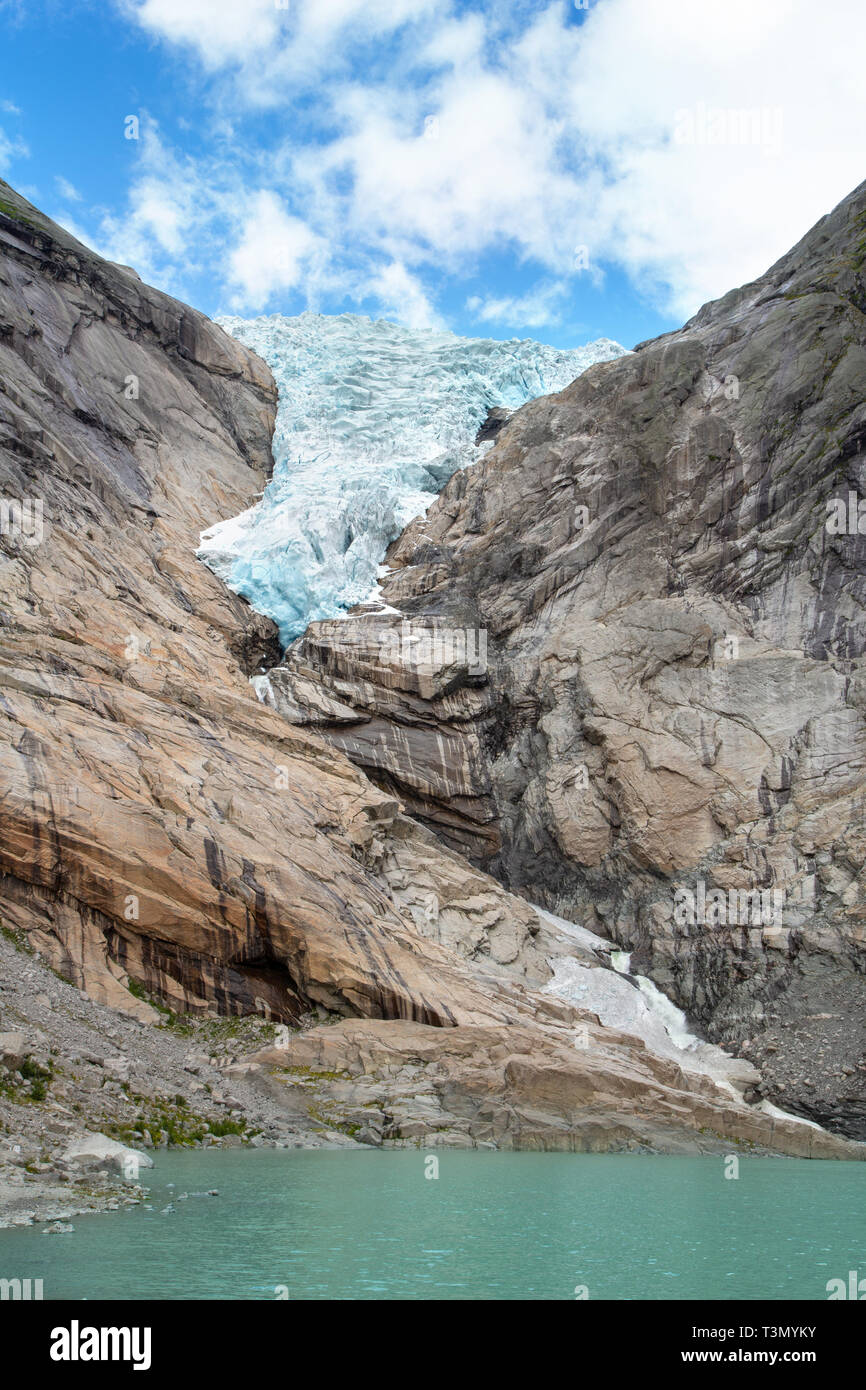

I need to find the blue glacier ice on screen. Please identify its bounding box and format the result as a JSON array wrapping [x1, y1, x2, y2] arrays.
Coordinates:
[[197, 312, 628, 647]]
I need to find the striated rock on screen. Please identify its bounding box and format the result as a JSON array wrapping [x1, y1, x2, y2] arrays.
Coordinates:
[[269, 180, 866, 1136], [0, 178, 506, 1031], [249, 1017, 861, 1159], [0, 175, 862, 1158], [267, 615, 499, 859]]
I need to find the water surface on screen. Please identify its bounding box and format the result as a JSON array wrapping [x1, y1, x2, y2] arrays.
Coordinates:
[[2, 1150, 863, 1300]]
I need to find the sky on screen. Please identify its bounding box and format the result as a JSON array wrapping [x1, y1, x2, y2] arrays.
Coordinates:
[[0, 0, 864, 351]]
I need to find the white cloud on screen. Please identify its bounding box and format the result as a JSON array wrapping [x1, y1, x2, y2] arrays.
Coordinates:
[[467, 281, 568, 329], [126, 0, 439, 101], [124, 0, 282, 68], [226, 190, 320, 308], [69, 122, 224, 291], [316, 0, 866, 320], [112, 0, 866, 326], [54, 121, 326, 311], [0, 124, 28, 173], [366, 261, 444, 330], [542, 0, 866, 316], [313, 67, 575, 276], [54, 175, 82, 202]]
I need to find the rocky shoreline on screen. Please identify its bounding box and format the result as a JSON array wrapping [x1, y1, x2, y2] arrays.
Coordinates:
[[2, 901, 862, 1234], [0, 928, 359, 1229]]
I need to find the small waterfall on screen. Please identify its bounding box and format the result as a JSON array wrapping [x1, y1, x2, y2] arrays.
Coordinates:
[[611, 952, 704, 1054]]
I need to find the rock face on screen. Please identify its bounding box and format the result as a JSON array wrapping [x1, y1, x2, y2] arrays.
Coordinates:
[[268, 180, 866, 1137], [0, 177, 501, 1032], [247, 1016, 855, 1159], [0, 176, 862, 1159]]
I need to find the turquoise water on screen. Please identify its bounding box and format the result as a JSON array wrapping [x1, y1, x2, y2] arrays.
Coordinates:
[[2, 1150, 864, 1300]]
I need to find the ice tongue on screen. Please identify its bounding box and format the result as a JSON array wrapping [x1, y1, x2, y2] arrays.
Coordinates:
[[197, 311, 627, 645]]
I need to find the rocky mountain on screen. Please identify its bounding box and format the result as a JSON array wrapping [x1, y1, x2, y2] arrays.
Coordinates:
[[269, 180, 866, 1138], [0, 174, 862, 1182]]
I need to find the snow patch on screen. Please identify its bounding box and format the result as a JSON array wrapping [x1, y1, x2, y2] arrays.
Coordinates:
[[535, 905, 757, 1098]]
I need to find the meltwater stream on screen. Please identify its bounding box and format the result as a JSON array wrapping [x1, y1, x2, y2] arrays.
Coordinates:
[[197, 313, 627, 644]]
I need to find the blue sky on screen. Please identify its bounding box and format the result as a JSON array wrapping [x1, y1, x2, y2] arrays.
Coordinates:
[[1, 0, 864, 351]]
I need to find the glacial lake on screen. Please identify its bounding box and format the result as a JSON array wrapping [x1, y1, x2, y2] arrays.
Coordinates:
[[2, 1149, 864, 1300]]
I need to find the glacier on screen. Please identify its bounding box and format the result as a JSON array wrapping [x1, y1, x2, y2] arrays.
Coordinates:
[[197, 311, 628, 647]]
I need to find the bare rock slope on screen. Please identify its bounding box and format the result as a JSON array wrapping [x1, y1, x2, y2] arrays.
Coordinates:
[[270, 180, 866, 1137], [0, 177, 860, 1161]]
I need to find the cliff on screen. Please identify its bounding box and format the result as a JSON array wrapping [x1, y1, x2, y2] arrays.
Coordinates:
[[0, 176, 861, 1164], [270, 180, 866, 1137]]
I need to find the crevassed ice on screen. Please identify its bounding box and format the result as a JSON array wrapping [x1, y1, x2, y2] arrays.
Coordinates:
[[197, 311, 628, 646]]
